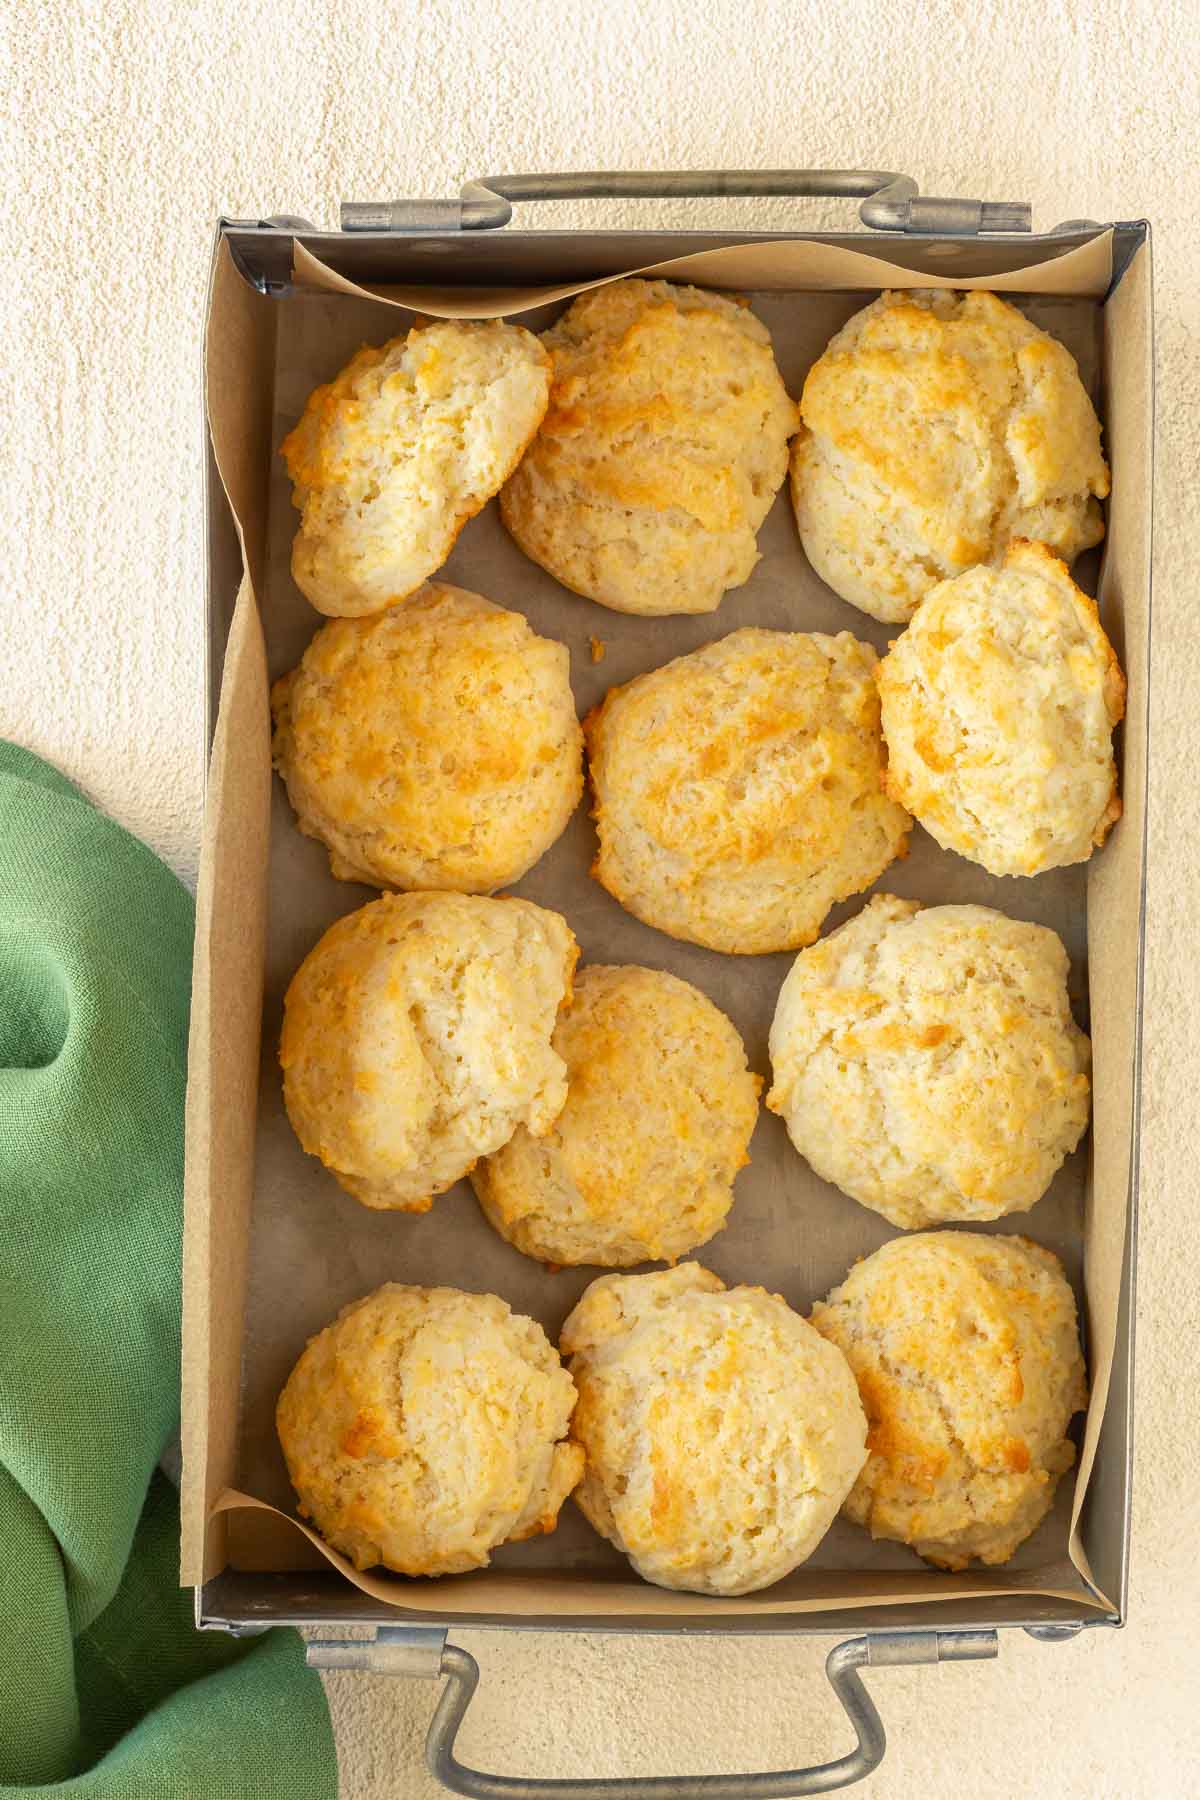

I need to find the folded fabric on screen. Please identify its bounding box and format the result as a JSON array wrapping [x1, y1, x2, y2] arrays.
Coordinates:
[[0, 743, 336, 1798]]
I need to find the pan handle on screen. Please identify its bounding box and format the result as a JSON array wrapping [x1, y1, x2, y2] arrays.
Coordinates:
[[307, 1626, 998, 1797], [340, 171, 1030, 236]]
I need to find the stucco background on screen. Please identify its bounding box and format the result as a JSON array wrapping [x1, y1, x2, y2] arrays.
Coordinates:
[[5, 0, 1199, 1792]]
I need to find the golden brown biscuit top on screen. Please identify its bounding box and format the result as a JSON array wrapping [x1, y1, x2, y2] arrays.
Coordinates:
[[588, 629, 891, 870], [800, 289, 1109, 572], [279, 890, 577, 1211], [531, 279, 799, 532], [877, 540, 1125, 875], [276, 1283, 582, 1576], [811, 1230, 1087, 1568], [473, 964, 760, 1265], [280, 319, 552, 615], [281, 320, 550, 511], [270, 582, 583, 891], [584, 627, 910, 952]]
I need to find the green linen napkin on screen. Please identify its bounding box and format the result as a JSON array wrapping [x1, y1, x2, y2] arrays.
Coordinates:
[[0, 742, 337, 1798]]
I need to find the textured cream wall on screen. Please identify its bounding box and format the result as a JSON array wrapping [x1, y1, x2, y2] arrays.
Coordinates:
[[6, 0, 1199, 1792]]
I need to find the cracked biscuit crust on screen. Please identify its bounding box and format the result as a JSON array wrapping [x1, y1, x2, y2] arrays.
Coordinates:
[[280, 891, 577, 1212], [277, 1284, 583, 1575], [501, 280, 799, 616], [791, 290, 1109, 623], [877, 540, 1125, 877], [811, 1232, 1087, 1569], [281, 320, 551, 617], [560, 1265, 868, 1595], [767, 894, 1091, 1228]]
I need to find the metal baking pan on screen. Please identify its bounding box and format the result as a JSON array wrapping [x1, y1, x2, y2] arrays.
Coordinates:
[[184, 171, 1152, 1795]]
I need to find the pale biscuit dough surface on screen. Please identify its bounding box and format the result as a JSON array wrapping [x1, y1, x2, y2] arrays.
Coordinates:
[[767, 894, 1091, 1228], [282, 320, 551, 616], [560, 1264, 868, 1595]]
